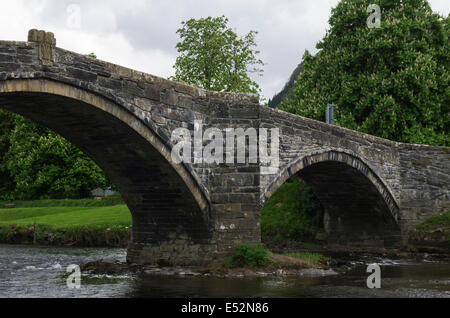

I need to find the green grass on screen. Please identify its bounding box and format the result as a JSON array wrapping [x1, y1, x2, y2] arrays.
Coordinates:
[[415, 212, 450, 231], [284, 252, 325, 265], [261, 175, 322, 243], [0, 205, 131, 228], [0, 200, 132, 247], [409, 211, 450, 244]]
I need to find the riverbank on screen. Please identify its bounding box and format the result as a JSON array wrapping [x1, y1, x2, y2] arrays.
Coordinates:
[[0, 199, 131, 247]]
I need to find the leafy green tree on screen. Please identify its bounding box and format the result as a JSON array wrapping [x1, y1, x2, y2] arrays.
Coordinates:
[[0, 109, 15, 197], [5, 115, 111, 200], [280, 0, 449, 146], [172, 15, 264, 94]]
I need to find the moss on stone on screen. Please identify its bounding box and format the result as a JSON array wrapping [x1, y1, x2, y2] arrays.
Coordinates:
[[408, 212, 450, 251]]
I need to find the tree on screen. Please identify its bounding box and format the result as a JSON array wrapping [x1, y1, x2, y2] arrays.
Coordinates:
[[4, 115, 111, 200], [280, 0, 449, 146], [0, 109, 15, 197], [172, 15, 264, 94]]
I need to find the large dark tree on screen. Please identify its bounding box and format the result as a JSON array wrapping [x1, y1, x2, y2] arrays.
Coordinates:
[[280, 0, 449, 146]]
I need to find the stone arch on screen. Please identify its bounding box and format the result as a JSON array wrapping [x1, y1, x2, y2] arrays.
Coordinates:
[[0, 79, 213, 261], [263, 150, 401, 245]]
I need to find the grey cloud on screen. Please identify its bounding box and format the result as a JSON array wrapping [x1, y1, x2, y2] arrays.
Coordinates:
[[8, 0, 449, 100]]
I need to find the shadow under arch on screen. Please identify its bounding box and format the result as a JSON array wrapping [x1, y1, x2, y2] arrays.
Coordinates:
[[0, 79, 212, 256], [263, 150, 401, 246]]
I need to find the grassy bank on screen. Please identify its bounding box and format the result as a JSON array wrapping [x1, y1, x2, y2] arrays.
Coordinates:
[[0, 199, 131, 247]]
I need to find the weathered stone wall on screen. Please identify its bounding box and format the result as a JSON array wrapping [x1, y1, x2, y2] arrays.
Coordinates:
[[0, 32, 448, 263], [398, 144, 450, 233]]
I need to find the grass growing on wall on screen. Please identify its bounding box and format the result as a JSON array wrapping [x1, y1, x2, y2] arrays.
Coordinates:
[[409, 211, 450, 245], [261, 175, 323, 243]]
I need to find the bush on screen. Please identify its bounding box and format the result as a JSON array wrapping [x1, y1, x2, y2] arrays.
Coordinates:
[[228, 244, 272, 268]]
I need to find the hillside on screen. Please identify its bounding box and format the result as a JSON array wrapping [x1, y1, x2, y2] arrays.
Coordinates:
[[268, 62, 304, 109]]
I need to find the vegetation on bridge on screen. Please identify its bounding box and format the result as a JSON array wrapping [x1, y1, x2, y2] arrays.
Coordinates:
[[408, 212, 450, 251]]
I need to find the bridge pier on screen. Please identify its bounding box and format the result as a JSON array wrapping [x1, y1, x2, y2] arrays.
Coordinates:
[[126, 159, 263, 266], [126, 205, 262, 266]]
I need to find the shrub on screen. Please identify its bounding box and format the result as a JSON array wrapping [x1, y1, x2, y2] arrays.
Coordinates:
[[228, 244, 272, 268]]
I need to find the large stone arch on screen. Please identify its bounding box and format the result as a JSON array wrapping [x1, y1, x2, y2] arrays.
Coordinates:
[[0, 78, 213, 264], [263, 150, 401, 246]]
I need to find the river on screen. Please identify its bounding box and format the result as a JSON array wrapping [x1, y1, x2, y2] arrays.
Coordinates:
[[0, 244, 449, 298]]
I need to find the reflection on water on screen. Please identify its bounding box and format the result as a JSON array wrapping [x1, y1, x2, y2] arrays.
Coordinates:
[[0, 245, 449, 298]]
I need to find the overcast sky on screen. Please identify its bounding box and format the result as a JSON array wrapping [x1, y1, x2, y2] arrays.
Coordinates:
[[0, 0, 448, 100]]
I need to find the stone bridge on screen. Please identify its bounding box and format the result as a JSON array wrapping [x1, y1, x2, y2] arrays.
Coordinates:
[[0, 30, 448, 265]]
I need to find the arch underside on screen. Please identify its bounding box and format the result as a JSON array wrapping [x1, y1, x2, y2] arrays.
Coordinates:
[[268, 152, 401, 246], [0, 81, 212, 246]]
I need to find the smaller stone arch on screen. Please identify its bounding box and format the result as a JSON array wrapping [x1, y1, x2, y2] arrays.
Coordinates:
[[263, 150, 401, 246]]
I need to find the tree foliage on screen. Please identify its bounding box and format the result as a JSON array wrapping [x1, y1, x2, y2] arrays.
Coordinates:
[[280, 0, 449, 146], [268, 62, 304, 108], [172, 15, 264, 94], [1, 111, 111, 200], [0, 109, 15, 196]]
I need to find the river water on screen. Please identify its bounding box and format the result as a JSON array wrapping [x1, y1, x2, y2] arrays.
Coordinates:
[[0, 244, 449, 298]]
